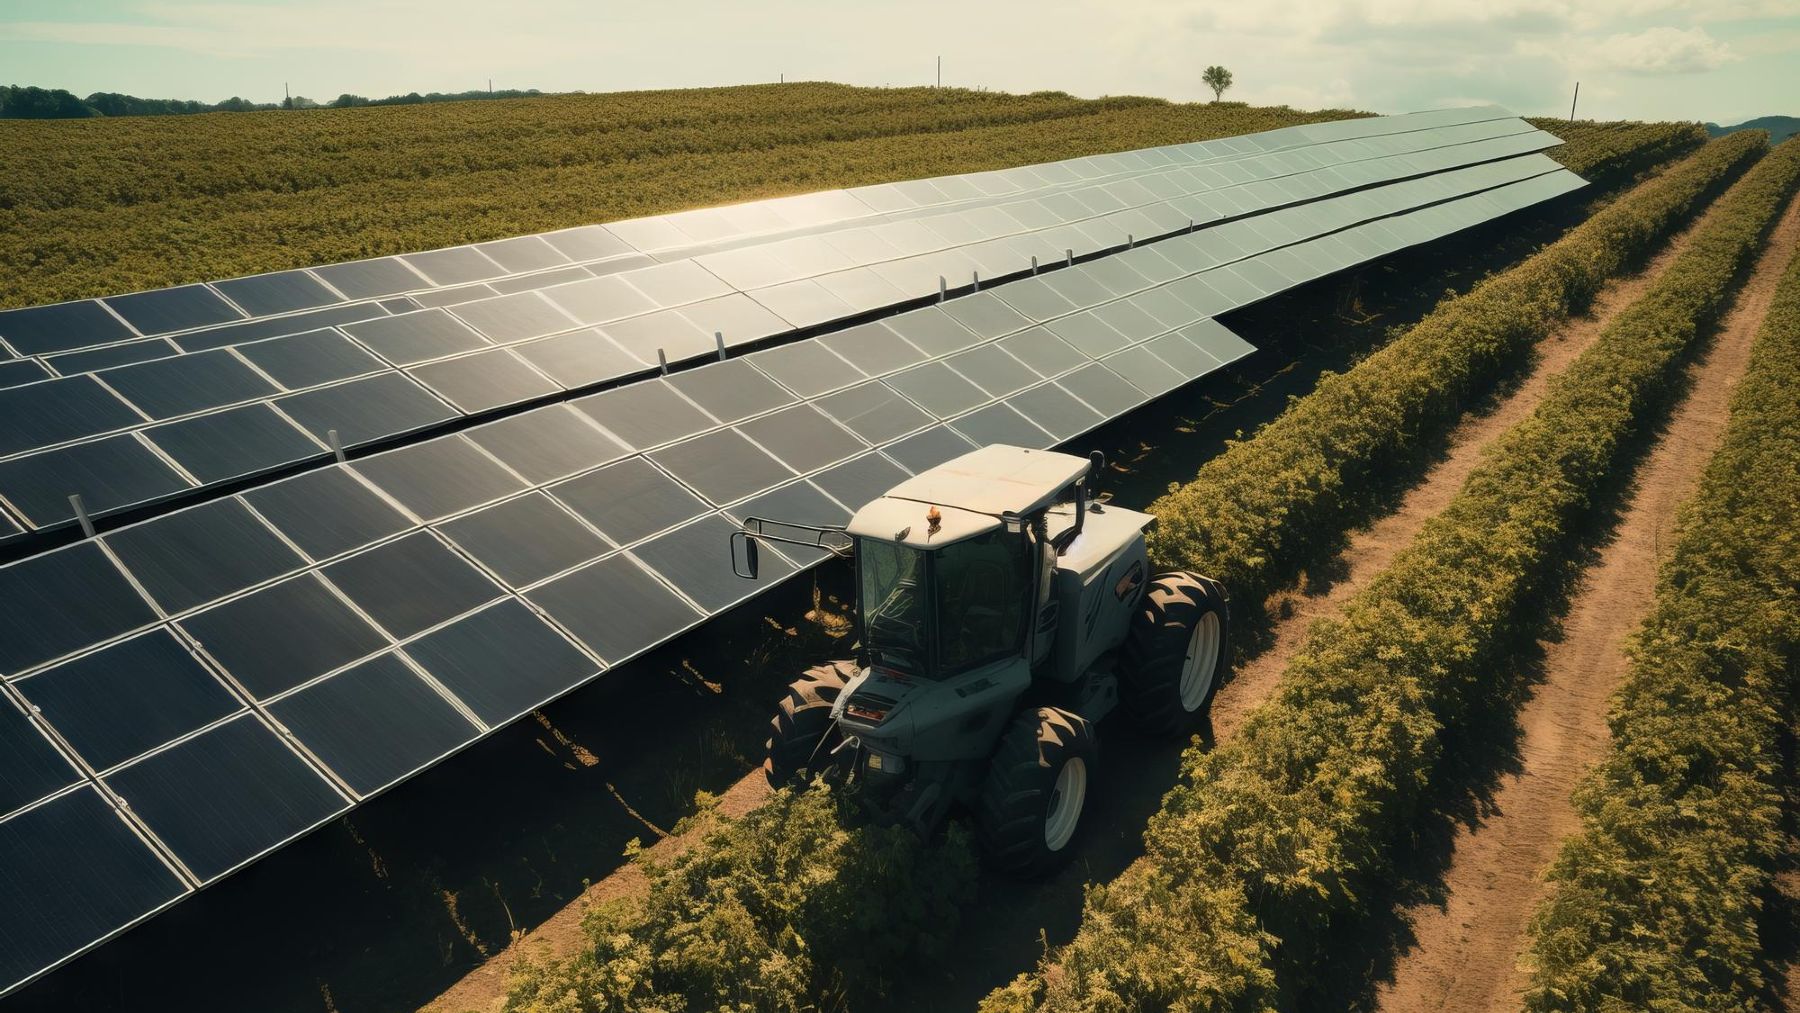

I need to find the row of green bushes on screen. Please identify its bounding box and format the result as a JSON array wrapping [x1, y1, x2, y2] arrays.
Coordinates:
[[1522, 208, 1800, 1008], [984, 135, 1800, 1013], [1529, 118, 1709, 184], [1143, 129, 1767, 605], [493, 127, 1750, 1013], [503, 787, 977, 1012]]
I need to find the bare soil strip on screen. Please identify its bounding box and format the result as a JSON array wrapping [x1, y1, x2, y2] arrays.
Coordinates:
[[1374, 192, 1800, 1013], [422, 208, 1717, 1013]]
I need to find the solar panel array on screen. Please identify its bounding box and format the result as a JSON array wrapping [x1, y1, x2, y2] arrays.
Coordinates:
[[0, 107, 1565, 543], [0, 108, 1583, 995]]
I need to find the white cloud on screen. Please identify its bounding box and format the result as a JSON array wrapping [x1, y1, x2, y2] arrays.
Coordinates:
[[1588, 25, 1740, 73]]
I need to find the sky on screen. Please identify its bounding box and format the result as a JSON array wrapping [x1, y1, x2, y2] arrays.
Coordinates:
[[2, 0, 1795, 124]]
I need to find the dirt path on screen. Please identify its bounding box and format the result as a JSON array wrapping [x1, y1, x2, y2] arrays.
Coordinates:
[[421, 206, 1722, 1013], [1373, 192, 1800, 1013]]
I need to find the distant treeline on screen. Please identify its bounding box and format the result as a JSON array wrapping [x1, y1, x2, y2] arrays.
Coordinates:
[[0, 84, 548, 119]]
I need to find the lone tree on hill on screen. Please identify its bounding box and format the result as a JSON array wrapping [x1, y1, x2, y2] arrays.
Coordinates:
[[1202, 65, 1233, 102]]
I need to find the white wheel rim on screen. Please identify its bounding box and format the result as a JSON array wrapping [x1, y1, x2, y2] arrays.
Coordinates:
[[1179, 611, 1222, 712], [1044, 756, 1088, 851]]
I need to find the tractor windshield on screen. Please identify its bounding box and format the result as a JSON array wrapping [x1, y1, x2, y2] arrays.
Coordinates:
[[858, 539, 930, 674]]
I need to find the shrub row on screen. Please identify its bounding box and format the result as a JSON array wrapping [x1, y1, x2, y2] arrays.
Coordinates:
[[1522, 203, 1800, 1009], [1143, 129, 1767, 606], [984, 135, 1800, 1013], [495, 127, 1746, 1013], [1530, 119, 1709, 184], [503, 786, 977, 1013]]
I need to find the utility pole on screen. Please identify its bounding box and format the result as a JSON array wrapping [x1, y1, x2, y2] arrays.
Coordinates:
[[1569, 81, 1579, 122], [488, 77, 493, 95], [937, 55, 942, 88], [284, 81, 289, 107]]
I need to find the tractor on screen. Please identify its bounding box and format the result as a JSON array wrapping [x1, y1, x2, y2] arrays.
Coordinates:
[[730, 444, 1229, 876]]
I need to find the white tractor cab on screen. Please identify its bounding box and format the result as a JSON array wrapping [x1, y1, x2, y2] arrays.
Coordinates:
[[731, 445, 1229, 876]]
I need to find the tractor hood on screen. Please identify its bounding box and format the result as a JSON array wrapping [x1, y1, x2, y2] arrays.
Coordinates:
[[846, 497, 998, 549]]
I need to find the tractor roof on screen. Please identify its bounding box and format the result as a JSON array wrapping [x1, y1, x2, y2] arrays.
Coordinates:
[[886, 445, 1087, 517]]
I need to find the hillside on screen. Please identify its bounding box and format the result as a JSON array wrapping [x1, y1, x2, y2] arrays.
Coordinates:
[[1709, 115, 1799, 143]]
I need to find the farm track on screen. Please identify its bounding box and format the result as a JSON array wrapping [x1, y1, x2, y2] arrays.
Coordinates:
[[1372, 188, 1800, 1013], [421, 188, 1728, 1013]]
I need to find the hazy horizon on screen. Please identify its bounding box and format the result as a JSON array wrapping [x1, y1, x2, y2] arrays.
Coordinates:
[[3, 0, 1795, 125]]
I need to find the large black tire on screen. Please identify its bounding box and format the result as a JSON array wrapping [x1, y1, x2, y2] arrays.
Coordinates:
[[764, 660, 855, 788], [1120, 571, 1231, 736], [977, 706, 1098, 878]]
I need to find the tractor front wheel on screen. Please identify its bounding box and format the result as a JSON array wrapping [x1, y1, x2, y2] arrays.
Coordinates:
[[1120, 571, 1231, 736], [977, 706, 1097, 878], [764, 660, 855, 788]]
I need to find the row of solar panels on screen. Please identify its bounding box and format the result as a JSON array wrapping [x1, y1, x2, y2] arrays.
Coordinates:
[[0, 112, 1544, 379], [0, 104, 1583, 995], [0, 104, 1519, 367], [0, 133, 1564, 543]]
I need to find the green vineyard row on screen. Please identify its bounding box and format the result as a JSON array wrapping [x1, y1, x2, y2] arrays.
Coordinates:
[[1523, 201, 1800, 1010], [985, 135, 1800, 1013]]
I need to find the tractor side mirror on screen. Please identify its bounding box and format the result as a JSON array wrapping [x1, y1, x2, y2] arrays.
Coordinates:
[[730, 530, 760, 580], [1087, 451, 1106, 511]]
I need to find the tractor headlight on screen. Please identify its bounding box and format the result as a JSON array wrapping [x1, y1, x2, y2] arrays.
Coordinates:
[[865, 750, 905, 775]]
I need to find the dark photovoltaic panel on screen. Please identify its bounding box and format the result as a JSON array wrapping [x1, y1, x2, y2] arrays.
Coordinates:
[[265, 652, 478, 796], [0, 376, 142, 457], [404, 599, 599, 726], [0, 107, 1589, 994], [213, 271, 340, 317], [100, 713, 347, 880], [178, 572, 388, 699], [0, 435, 192, 529], [14, 630, 240, 772], [99, 349, 278, 420], [0, 301, 137, 356], [0, 788, 188, 991], [147, 404, 324, 485], [0, 701, 79, 816], [104, 285, 241, 336]]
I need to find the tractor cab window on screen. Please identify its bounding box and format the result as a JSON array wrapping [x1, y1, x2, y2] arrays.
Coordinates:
[[859, 539, 929, 674], [935, 529, 1033, 673]]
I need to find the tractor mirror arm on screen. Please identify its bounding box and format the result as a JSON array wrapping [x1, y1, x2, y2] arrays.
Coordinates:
[[730, 517, 854, 580]]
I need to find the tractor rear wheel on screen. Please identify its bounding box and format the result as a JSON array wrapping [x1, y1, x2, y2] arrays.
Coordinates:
[[977, 706, 1097, 878], [1121, 571, 1230, 736], [764, 660, 855, 788]]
